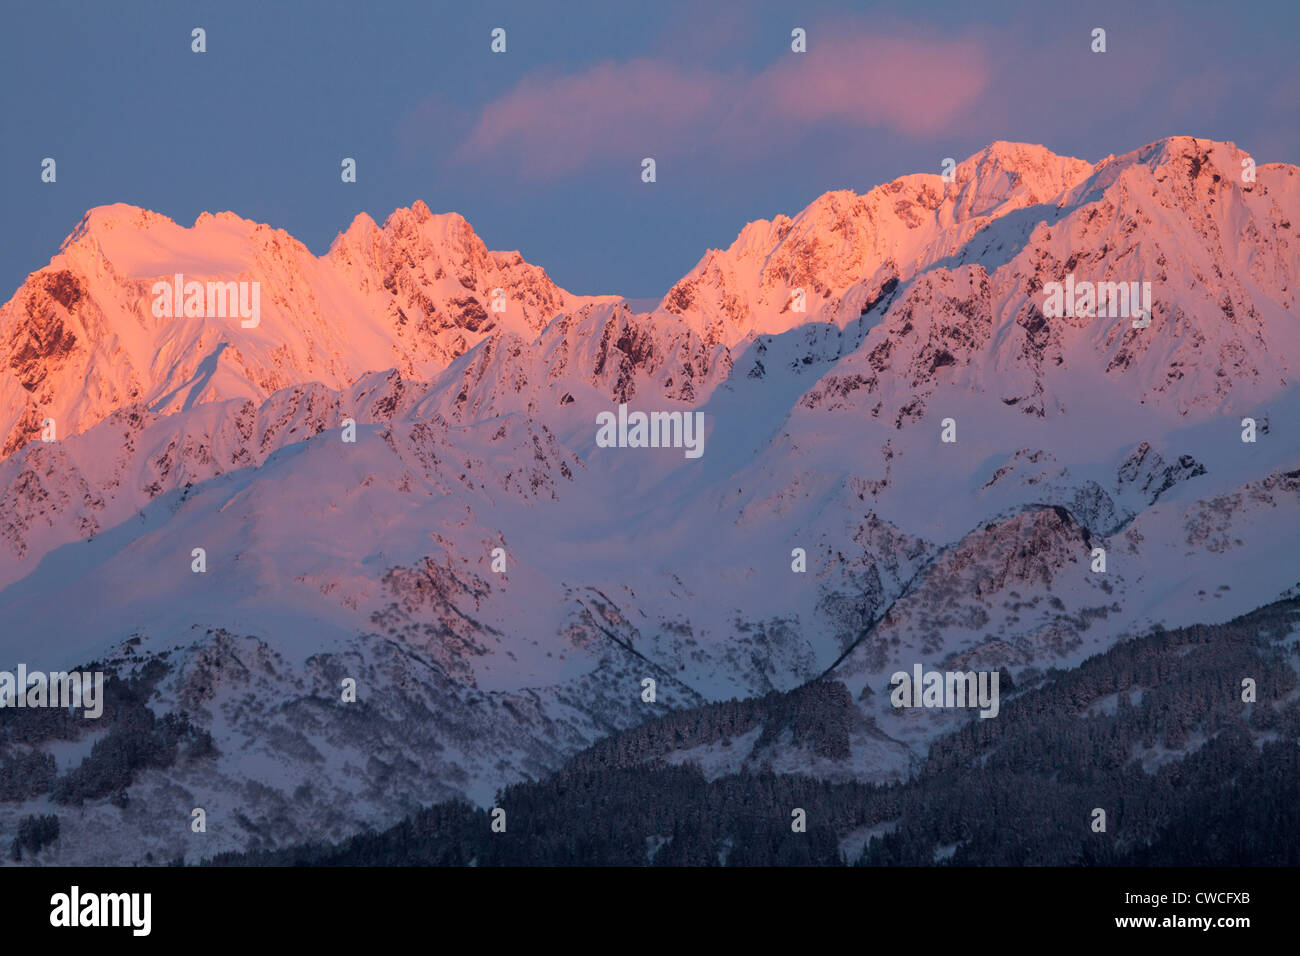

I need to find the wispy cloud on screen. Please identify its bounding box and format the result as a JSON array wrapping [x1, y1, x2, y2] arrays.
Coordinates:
[[448, 29, 992, 178], [454, 59, 733, 178], [755, 33, 990, 135]]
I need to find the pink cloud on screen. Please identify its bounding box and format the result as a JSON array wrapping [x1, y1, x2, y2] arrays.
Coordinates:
[[454, 59, 737, 178], [448, 29, 992, 179], [756, 34, 990, 136]]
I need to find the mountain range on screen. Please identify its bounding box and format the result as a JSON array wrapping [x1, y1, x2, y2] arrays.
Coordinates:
[[1, 135, 1297, 864]]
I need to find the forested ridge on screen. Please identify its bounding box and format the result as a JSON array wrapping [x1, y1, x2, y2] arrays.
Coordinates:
[[205, 597, 1300, 866]]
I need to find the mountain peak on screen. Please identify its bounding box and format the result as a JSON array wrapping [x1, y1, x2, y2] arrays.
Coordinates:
[[61, 203, 176, 250], [381, 202, 468, 232], [657, 135, 1294, 355], [659, 140, 1097, 339], [951, 141, 1094, 215], [1, 199, 605, 456], [1126, 135, 1248, 177], [335, 210, 380, 245]]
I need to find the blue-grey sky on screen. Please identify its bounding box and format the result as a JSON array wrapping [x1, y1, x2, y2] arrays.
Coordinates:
[[2, 0, 1295, 299]]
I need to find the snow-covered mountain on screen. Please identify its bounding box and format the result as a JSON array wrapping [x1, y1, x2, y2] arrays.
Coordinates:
[[0, 200, 617, 457], [659, 141, 1095, 344], [1, 135, 1297, 864]]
